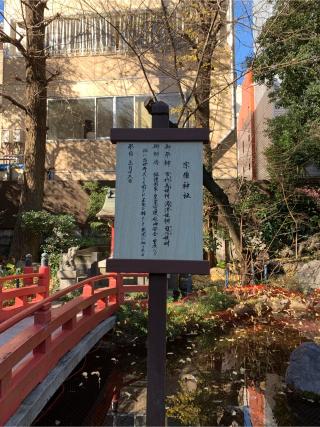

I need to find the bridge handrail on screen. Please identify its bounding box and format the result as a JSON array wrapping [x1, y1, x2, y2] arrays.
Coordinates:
[[0, 272, 148, 334], [0, 273, 41, 284], [0, 268, 50, 323], [0, 271, 148, 425]]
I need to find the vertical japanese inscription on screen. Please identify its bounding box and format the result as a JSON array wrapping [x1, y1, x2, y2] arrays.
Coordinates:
[[163, 144, 172, 247], [152, 144, 160, 255], [140, 147, 148, 257], [127, 143, 134, 183], [182, 161, 191, 199], [115, 142, 203, 260]]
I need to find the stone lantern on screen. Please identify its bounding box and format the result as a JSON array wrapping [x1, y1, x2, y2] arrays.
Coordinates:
[[96, 189, 116, 257]]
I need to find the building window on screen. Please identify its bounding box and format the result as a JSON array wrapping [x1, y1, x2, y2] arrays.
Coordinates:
[[135, 96, 151, 128], [116, 97, 134, 128], [47, 94, 182, 140], [47, 99, 95, 139], [96, 98, 113, 138]]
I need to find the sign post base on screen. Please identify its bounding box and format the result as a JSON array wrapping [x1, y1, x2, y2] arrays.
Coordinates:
[[146, 273, 167, 427], [107, 259, 209, 426]]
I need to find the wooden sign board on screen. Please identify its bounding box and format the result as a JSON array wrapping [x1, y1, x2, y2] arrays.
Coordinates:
[[114, 141, 203, 260]]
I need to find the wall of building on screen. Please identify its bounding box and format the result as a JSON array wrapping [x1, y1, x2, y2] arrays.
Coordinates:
[[0, 0, 237, 182], [254, 83, 274, 180], [0, 52, 191, 180], [237, 70, 255, 180], [247, 0, 275, 180], [237, 0, 276, 182], [210, 44, 237, 180]]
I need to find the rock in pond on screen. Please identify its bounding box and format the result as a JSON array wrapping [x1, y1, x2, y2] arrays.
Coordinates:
[[285, 342, 320, 395]]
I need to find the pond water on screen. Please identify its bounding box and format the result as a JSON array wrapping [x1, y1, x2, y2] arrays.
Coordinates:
[[33, 322, 317, 426]]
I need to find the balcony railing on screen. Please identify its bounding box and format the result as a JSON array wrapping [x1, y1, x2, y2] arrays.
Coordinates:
[[44, 10, 184, 56]]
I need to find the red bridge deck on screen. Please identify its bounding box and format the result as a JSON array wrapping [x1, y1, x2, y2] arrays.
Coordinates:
[[0, 271, 148, 425]]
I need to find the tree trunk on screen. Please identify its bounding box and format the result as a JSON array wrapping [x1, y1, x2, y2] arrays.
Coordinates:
[[192, 4, 246, 272], [194, 36, 217, 267], [203, 166, 242, 258], [9, 0, 48, 260]]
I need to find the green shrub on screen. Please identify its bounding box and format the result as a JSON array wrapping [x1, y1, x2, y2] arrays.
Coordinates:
[[21, 211, 78, 254], [21, 211, 79, 291], [82, 181, 110, 233], [114, 287, 236, 345]]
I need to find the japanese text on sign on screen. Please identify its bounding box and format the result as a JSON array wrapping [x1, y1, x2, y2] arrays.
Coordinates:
[[115, 142, 203, 260]]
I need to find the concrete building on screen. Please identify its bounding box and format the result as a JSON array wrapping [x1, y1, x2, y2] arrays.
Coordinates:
[[237, 0, 275, 180], [238, 0, 320, 182], [237, 68, 282, 180], [0, 0, 237, 250]]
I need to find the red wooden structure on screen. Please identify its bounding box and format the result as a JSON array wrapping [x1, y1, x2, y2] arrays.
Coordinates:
[[0, 264, 50, 322], [0, 271, 148, 425]]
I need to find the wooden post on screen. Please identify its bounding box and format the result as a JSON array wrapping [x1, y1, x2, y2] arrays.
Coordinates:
[[107, 101, 210, 426], [23, 254, 33, 286], [109, 275, 117, 305], [34, 302, 52, 354], [146, 103, 169, 427], [83, 280, 94, 297], [34, 302, 52, 325], [146, 273, 167, 426], [38, 252, 50, 298]]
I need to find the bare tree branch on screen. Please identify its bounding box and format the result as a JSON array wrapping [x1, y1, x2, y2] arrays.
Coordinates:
[[0, 92, 29, 115], [0, 29, 28, 58], [177, 8, 222, 124], [160, 0, 185, 105], [46, 69, 60, 84], [0, 12, 25, 42]]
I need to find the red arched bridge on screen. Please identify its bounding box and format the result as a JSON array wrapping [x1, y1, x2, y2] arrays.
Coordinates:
[[0, 264, 148, 425]]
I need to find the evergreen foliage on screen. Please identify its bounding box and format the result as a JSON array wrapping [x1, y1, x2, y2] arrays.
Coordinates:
[[253, 0, 320, 180], [82, 181, 110, 233], [21, 210, 78, 254], [21, 210, 78, 281]]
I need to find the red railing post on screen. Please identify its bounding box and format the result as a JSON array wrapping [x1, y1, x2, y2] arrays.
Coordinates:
[[23, 254, 33, 286], [108, 275, 117, 305], [83, 279, 94, 297], [38, 253, 50, 298], [82, 280, 95, 316], [34, 302, 52, 354], [34, 302, 52, 325]]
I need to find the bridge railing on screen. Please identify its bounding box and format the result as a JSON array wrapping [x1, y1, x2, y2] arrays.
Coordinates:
[[0, 264, 50, 322], [0, 271, 148, 425]]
